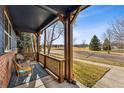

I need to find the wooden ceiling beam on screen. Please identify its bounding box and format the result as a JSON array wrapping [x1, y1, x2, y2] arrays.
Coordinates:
[[71, 5, 90, 24]]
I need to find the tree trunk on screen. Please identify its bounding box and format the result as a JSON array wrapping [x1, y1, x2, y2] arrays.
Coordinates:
[[47, 38, 53, 55], [47, 25, 56, 55], [107, 49, 110, 54]]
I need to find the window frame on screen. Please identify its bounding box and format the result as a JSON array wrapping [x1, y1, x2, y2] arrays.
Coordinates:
[[4, 10, 16, 52]]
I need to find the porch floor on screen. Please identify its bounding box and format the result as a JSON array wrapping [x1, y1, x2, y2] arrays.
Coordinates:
[[8, 61, 81, 88], [14, 75, 80, 88]]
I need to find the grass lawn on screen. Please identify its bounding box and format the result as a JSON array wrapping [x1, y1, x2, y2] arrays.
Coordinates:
[[73, 47, 124, 56], [73, 61, 110, 87], [50, 53, 110, 87], [84, 57, 124, 67]]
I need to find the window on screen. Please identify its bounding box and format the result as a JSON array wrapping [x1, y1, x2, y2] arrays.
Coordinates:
[[4, 14, 9, 51], [4, 11, 17, 52]]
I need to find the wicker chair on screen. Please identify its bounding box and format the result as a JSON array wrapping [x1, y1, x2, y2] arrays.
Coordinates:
[[14, 61, 33, 85]]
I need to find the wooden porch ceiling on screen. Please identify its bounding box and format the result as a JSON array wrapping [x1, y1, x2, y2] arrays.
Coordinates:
[[7, 5, 90, 33]]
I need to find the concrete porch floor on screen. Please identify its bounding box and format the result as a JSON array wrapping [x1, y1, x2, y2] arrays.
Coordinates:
[[14, 75, 84, 88], [11, 61, 86, 88]]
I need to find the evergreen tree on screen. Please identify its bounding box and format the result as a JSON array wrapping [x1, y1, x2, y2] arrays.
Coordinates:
[[89, 35, 101, 51], [103, 38, 111, 54], [17, 32, 33, 53]]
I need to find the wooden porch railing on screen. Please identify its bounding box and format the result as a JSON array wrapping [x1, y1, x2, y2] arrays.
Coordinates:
[[22, 52, 37, 61], [39, 53, 65, 83]]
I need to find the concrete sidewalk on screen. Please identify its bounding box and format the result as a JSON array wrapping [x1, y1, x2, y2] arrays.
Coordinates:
[[93, 66, 124, 88], [74, 59, 124, 88]]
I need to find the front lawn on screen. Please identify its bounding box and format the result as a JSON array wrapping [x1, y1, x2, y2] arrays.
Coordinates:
[[73, 61, 110, 87]]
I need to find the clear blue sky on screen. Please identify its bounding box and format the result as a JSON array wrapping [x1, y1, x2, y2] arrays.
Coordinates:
[[51, 5, 124, 44]]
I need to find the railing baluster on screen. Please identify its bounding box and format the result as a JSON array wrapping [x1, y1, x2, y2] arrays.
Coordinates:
[[44, 55, 46, 68], [59, 60, 64, 83]]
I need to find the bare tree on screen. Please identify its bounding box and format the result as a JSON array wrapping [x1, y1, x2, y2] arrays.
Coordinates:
[[82, 40, 86, 48], [103, 28, 112, 54], [73, 37, 77, 45], [45, 21, 64, 55], [110, 19, 124, 52], [103, 18, 124, 53]]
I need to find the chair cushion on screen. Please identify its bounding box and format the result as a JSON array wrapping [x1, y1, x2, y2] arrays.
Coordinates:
[[19, 70, 28, 74], [22, 67, 32, 71]]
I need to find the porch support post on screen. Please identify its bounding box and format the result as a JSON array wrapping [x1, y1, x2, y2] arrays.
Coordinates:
[[44, 30, 47, 68], [44, 30, 46, 54], [64, 14, 73, 82], [36, 32, 40, 62], [62, 6, 84, 83]]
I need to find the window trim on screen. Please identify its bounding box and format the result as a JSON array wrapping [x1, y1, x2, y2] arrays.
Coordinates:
[[4, 10, 16, 52]]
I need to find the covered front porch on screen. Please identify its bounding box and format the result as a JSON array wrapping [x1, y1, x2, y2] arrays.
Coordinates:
[[8, 61, 82, 88], [1, 5, 90, 88]]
